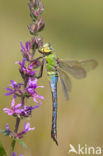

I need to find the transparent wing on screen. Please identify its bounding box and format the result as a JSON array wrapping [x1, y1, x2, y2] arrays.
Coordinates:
[[58, 68, 72, 100], [58, 60, 86, 79], [58, 59, 97, 79], [61, 59, 98, 72]]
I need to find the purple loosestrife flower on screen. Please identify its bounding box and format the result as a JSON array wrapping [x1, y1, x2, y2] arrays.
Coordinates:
[[20, 38, 43, 59], [13, 152, 23, 156], [3, 98, 22, 117], [4, 80, 23, 97], [16, 58, 36, 78], [5, 123, 12, 136], [17, 122, 35, 139], [20, 41, 32, 60], [3, 98, 39, 118], [5, 122, 35, 139], [3, 123, 14, 137], [19, 104, 40, 117], [27, 78, 44, 103]]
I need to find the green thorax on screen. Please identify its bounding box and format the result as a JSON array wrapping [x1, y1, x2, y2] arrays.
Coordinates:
[[45, 53, 57, 75]]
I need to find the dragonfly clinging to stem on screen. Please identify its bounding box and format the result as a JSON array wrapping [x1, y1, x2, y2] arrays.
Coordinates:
[[32, 43, 98, 145]]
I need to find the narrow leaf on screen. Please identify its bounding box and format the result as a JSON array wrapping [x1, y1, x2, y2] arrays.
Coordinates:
[[15, 139, 28, 149], [0, 130, 10, 136], [11, 139, 16, 152]]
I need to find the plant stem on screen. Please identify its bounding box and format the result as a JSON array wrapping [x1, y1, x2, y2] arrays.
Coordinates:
[[10, 97, 25, 154], [10, 80, 26, 153], [14, 118, 20, 133]]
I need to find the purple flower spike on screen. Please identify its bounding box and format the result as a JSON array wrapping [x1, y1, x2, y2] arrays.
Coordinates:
[[17, 122, 35, 139], [3, 98, 22, 116]]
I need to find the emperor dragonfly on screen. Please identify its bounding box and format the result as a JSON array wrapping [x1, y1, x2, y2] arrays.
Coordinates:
[[37, 43, 97, 145]]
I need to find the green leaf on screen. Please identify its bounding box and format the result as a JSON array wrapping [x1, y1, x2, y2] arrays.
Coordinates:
[[15, 139, 28, 149], [11, 139, 16, 152], [0, 140, 7, 156], [0, 130, 10, 136]]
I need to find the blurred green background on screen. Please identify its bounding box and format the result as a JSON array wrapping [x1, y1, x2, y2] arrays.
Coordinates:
[[0, 0, 103, 155]]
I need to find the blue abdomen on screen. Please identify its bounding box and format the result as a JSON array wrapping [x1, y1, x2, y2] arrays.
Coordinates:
[[49, 74, 58, 145]]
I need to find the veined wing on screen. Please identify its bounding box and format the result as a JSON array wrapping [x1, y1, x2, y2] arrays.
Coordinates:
[[58, 59, 97, 79], [58, 68, 72, 100], [61, 59, 98, 72]]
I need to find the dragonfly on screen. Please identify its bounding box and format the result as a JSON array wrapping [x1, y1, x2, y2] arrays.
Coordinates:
[[35, 43, 97, 145]]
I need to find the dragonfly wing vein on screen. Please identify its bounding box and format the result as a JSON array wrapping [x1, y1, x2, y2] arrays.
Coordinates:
[[58, 60, 87, 79], [58, 68, 72, 100]]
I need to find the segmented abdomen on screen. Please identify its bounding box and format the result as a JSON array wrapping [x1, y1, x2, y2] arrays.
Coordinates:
[[48, 73, 58, 145]]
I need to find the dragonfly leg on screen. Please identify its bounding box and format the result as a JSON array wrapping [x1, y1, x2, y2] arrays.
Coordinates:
[[36, 59, 45, 79], [30, 56, 44, 62]]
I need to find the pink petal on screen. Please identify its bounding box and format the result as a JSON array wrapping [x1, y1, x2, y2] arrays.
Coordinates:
[[8, 111, 13, 116], [32, 79, 37, 84], [24, 121, 27, 128], [3, 108, 13, 115], [11, 98, 15, 109], [29, 127, 35, 131], [15, 104, 22, 109], [25, 123, 30, 130], [33, 96, 39, 103], [39, 95, 44, 99], [37, 86, 44, 88], [3, 108, 10, 111], [15, 110, 21, 114]]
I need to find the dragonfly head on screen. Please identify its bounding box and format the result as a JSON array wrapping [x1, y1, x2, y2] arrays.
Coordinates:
[[39, 43, 54, 55]]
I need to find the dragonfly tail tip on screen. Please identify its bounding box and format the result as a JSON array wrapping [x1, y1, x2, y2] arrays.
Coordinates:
[[51, 134, 58, 146]]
